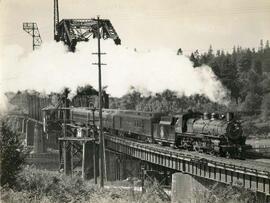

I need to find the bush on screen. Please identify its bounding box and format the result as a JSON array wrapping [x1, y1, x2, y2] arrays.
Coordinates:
[[194, 182, 256, 203], [1, 166, 169, 203], [0, 120, 25, 187]]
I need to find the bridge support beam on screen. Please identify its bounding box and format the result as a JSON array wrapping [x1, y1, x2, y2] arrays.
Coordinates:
[[106, 151, 141, 181], [82, 142, 96, 180], [59, 138, 97, 180], [63, 141, 72, 176]]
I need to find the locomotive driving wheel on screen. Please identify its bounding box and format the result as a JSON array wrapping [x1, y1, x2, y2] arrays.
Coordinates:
[[192, 141, 201, 152], [225, 151, 231, 159]]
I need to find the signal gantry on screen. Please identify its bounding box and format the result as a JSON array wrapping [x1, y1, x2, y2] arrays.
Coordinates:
[[23, 22, 42, 50], [54, 0, 121, 52]]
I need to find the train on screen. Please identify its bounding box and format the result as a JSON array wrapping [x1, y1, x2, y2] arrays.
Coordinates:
[[43, 107, 251, 159]]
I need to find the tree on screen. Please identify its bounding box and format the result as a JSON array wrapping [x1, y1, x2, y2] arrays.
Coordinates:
[[260, 39, 264, 51], [76, 84, 98, 96], [238, 49, 253, 72], [265, 40, 270, 49], [120, 86, 142, 110], [206, 45, 214, 62], [252, 59, 263, 75], [177, 48, 183, 55], [260, 73, 270, 94], [0, 121, 25, 187], [241, 92, 261, 113], [190, 50, 201, 67], [261, 93, 270, 121]]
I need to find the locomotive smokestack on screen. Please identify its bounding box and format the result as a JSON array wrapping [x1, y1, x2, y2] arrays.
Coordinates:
[[211, 113, 219, 120], [211, 113, 216, 120], [226, 112, 234, 122]]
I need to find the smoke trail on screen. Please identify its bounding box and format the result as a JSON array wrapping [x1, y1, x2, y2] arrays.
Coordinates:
[[0, 41, 229, 106]]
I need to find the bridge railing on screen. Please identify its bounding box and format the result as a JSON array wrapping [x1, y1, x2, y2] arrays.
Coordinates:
[[105, 134, 270, 179]]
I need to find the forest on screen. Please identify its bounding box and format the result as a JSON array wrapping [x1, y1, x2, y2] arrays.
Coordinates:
[[110, 40, 270, 117]]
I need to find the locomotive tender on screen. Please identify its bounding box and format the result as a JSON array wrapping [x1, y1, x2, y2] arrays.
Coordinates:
[[44, 107, 250, 159]]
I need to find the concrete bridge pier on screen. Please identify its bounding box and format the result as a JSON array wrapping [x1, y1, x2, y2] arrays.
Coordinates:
[[10, 118, 17, 131], [82, 141, 96, 180], [171, 173, 269, 203], [171, 173, 210, 203], [33, 122, 47, 153], [63, 140, 72, 175], [15, 118, 21, 132], [25, 120, 35, 146], [22, 118, 26, 134]]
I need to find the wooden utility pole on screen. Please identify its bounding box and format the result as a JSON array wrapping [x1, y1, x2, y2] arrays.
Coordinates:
[[92, 107, 98, 184], [92, 16, 106, 188]]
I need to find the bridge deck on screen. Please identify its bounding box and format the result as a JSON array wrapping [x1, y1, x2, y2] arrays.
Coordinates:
[[105, 134, 270, 195]]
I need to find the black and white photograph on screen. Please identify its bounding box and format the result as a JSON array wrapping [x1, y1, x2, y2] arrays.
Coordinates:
[[0, 0, 270, 202]]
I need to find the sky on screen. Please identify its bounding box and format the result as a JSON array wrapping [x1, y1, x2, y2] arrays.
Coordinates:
[[0, 0, 270, 53], [0, 0, 270, 110]]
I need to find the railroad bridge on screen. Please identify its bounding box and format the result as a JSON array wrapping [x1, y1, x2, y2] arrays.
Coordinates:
[[5, 114, 270, 202]]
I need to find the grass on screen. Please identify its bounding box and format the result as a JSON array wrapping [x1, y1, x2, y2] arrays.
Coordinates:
[[0, 166, 167, 203], [0, 166, 259, 203], [194, 181, 256, 203]]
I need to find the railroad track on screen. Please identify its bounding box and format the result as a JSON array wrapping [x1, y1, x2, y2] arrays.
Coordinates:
[[105, 134, 270, 175]]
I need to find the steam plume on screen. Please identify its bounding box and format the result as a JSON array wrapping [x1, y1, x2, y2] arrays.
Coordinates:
[[0, 41, 229, 106]]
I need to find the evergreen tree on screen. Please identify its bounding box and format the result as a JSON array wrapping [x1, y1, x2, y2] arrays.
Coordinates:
[[261, 93, 270, 121], [177, 48, 183, 55], [242, 92, 261, 113], [265, 40, 270, 49], [0, 121, 25, 187], [190, 50, 201, 67], [260, 39, 264, 51]]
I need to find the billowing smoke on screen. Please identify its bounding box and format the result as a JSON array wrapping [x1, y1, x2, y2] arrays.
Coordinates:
[[0, 41, 229, 106]]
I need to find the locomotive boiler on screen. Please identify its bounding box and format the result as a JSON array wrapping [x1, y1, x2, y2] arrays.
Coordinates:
[[173, 111, 250, 158]]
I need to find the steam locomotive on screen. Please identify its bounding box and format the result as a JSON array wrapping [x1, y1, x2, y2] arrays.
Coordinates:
[[43, 107, 251, 159]]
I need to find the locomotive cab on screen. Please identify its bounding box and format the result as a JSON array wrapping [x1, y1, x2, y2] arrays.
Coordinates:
[[153, 115, 179, 145], [174, 111, 202, 134]]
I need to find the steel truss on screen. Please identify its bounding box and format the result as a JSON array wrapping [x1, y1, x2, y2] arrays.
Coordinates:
[[23, 22, 42, 50], [55, 18, 121, 51]]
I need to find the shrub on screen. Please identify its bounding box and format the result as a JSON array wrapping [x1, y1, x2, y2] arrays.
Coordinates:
[[0, 120, 25, 187]]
